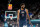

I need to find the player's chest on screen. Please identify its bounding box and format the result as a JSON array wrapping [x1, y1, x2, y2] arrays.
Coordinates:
[[20, 11, 26, 14]]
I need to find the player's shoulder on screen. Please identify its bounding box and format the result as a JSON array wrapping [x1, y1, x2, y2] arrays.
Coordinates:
[[17, 9, 20, 13], [18, 9, 20, 11], [25, 8, 28, 11]]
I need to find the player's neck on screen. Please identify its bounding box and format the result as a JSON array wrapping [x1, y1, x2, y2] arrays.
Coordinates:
[[21, 8, 24, 10]]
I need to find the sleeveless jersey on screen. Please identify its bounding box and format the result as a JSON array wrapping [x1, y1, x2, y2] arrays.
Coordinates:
[[19, 8, 26, 21]]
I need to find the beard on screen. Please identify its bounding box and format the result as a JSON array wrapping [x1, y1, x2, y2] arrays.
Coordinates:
[[22, 7, 25, 9]]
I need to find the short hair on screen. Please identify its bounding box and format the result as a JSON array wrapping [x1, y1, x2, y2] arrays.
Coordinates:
[[20, 3, 25, 6]]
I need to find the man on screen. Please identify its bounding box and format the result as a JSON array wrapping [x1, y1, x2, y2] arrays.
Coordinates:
[[17, 3, 31, 27]]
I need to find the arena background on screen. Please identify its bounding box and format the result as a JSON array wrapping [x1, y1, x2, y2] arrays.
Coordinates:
[[0, 0, 40, 27]]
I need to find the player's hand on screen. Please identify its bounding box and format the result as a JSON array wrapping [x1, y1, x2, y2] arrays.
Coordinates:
[[17, 22, 19, 27]]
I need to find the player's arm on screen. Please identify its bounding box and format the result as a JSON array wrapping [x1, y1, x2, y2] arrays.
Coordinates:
[[26, 9, 31, 24], [17, 10, 19, 27]]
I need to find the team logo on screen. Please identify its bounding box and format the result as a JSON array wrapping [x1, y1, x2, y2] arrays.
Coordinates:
[[21, 11, 24, 13]]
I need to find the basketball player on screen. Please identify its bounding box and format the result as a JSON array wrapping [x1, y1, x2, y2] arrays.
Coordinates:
[[17, 3, 31, 27]]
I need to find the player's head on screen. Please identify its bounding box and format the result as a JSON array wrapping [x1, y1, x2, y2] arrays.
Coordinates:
[[20, 3, 25, 8]]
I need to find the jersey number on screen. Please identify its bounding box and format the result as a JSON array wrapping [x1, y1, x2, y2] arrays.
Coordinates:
[[22, 14, 24, 16]]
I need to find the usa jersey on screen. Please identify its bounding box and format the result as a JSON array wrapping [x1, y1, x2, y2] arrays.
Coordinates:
[[19, 8, 26, 21]]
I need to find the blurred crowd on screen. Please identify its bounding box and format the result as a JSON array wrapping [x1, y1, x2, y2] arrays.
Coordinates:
[[29, 2, 40, 19], [0, 0, 40, 27]]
